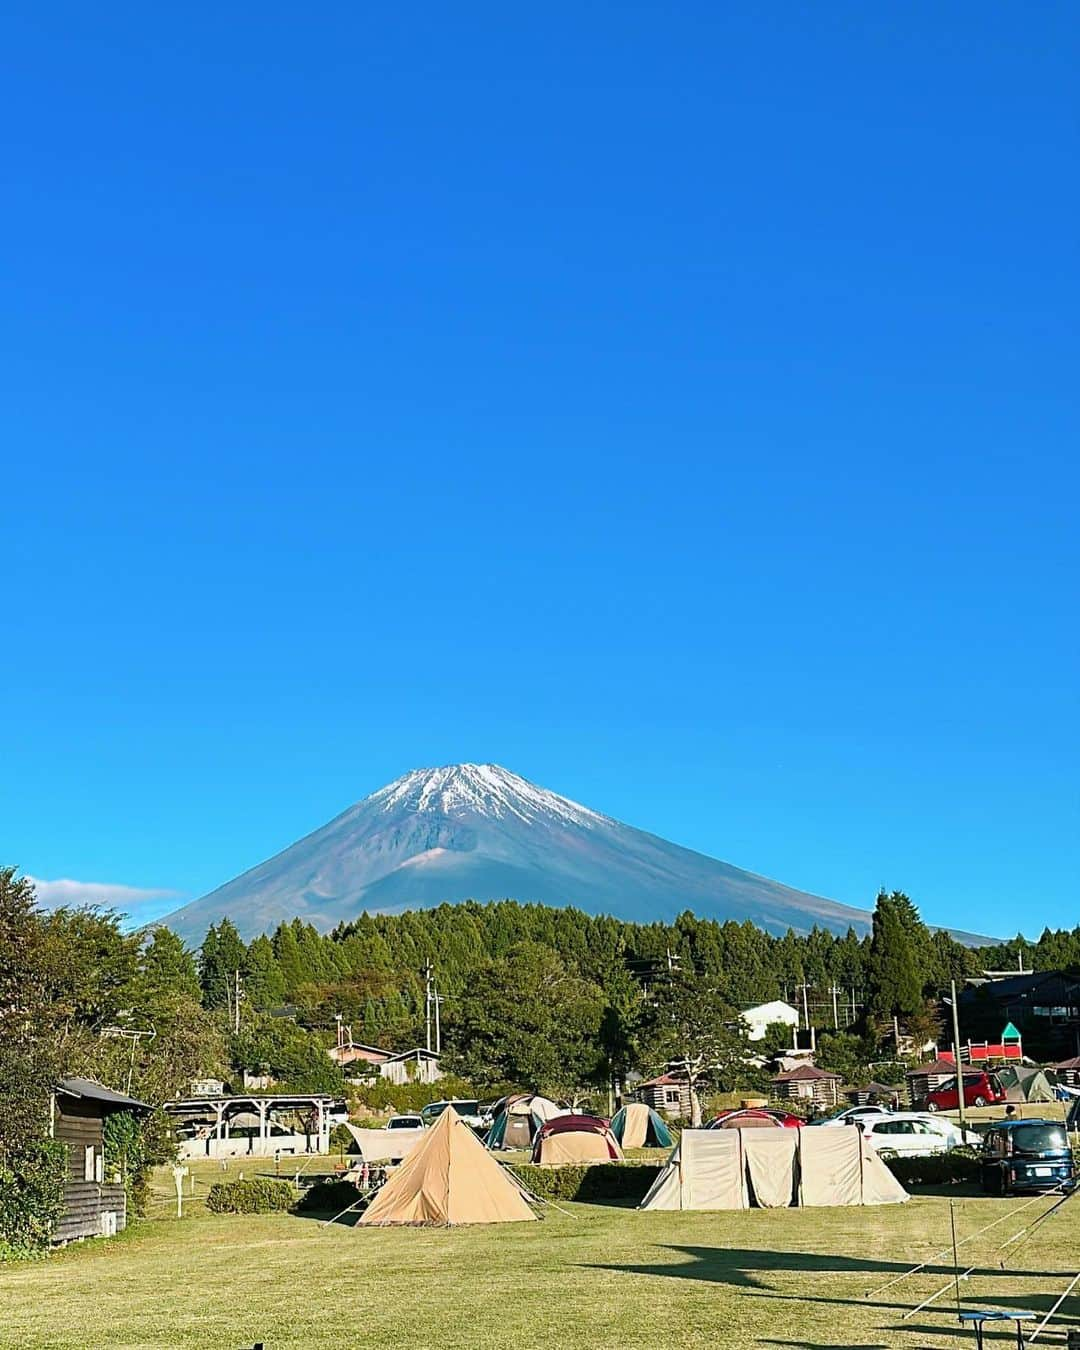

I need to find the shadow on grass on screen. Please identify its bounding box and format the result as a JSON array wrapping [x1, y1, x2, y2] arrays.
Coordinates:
[[584, 1245, 1064, 1293]]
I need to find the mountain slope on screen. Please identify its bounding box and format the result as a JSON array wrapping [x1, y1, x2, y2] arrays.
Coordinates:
[[161, 763, 893, 946]]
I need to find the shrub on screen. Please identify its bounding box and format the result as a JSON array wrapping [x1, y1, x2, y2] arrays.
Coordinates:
[[350, 1075, 477, 1116], [0, 1139, 68, 1258], [205, 1177, 295, 1214], [884, 1147, 981, 1187], [507, 1162, 661, 1203], [294, 1178, 362, 1214]]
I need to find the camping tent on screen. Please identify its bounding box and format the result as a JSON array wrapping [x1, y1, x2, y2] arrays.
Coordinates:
[[486, 1094, 565, 1150], [997, 1066, 1056, 1103], [358, 1106, 537, 1226], [610, 1103, 673, 1149], [531, 1114, 624, 1165], [640, 1125, 907, 1211], [342, 1122, 426, 1162]]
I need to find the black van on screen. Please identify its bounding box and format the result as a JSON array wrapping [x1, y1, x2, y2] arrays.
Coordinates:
[[980, 1119, 1075, 1195]]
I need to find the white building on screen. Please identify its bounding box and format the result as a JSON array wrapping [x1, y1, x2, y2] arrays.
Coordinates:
[[740, 1000, 800, 1042]]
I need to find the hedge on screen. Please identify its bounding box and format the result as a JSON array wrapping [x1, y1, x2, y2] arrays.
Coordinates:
[[883, 1147, 981, 1187], [294, 1179, 362, 1214], [506, 1162, 662, 1202], [0, 1140, 68, 1258], [205, 1178, 296, 1214]]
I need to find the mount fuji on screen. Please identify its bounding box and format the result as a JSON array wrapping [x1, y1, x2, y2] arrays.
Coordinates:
[[160, 763, 889, 946]]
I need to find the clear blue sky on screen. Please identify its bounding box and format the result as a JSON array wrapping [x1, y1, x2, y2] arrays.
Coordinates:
[[3, 4, 1077, 937]]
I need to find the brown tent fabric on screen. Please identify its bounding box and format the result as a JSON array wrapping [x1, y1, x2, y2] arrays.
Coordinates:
[[534, 1130, 623, 1166], [358, 1106, 537, 1226], [743, 1130, 798, 1208], [619, 1102, 650, 1150]]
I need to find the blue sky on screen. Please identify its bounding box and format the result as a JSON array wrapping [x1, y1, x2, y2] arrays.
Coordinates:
[[3, 4, 1076, 938]]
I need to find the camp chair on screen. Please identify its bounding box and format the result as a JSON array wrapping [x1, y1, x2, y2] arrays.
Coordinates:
[[957, 1309, 1037, 1349]]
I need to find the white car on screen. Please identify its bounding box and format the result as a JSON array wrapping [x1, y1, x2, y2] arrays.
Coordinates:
[[860, 1112, 977, 1158], [814, 1105, 894, 1127], [385, 1114, 425, 1131]]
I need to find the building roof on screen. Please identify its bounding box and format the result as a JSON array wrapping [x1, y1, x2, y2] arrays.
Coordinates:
[[907, 1058, 958, 1076], [771, 1064, 842, 1082], [384, 1047, 441, 1062], [636, 1073, 688, 1089], [1054, 1056, 1080, 1071], [57, 1077, 151, 1112]]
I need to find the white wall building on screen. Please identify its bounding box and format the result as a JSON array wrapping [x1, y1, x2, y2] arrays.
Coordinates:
[[740, 1000, 800, 1042]]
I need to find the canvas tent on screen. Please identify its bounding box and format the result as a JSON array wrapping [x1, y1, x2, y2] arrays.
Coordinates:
[[486, 1093, 565, 1150], [611, 1102, 673, 1149], [342, 1122, 426, 1162], [996, 1066, 1056, 1103], [358, 1106, 537, 1226], [531, 1114, 624, 1165], [640, 1126, 907, 1211]]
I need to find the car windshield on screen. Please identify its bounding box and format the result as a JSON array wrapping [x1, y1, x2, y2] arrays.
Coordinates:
[[1012, 1123, 1067, 1155]]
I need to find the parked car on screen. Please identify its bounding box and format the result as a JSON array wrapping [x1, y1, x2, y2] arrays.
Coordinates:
[[385, 1114, 425, 1130], [860, 1113, 958, 1160], [925, 1072, 1007, 1111], [420, 1098, 485, 1130], [980, 1119, 1076, 1195], [706, 1108, 802, 1129], [811, 1105, 894, 1127]]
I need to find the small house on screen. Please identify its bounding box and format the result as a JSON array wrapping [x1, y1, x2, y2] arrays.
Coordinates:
[[634, 1073, 693, 1119], [905, 1057, 960, 1106], [847, 1080, 901, 1107], [1052, 1055, 1080, 1088], [740, 1000, 800, 1043], [770, 1064, 843, 1111], [379, 1047, 442, 1085], [51, 1077, 150, 1244]]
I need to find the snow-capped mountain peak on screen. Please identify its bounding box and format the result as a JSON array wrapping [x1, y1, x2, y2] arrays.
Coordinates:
[[368, 763, 607, 828], [158, 762, 895, 945]]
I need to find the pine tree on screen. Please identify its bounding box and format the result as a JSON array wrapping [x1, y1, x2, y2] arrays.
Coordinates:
[[866, 891, 923, 1021]]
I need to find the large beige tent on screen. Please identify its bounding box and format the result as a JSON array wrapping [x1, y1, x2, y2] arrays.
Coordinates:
[[640, 1126, 908, 1211], [358, 1105, 538, 1226]]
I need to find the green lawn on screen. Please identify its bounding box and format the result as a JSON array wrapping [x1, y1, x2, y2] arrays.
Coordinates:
[[2, 1174, 1078, 1350]]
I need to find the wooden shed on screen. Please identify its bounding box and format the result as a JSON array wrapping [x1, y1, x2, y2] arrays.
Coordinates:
[[51, 1078, 150, 1244], [905, 1057, 959, 1107], [634, 1073, 693, 1119], [770, 1064, 843, 1111]]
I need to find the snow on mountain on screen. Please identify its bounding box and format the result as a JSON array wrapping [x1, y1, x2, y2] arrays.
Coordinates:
[[160, 763, 895, 946]]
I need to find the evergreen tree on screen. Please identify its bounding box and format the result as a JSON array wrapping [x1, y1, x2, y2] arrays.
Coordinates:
[[866, 891, 923, 1022], [143, 927, 200, 1003]]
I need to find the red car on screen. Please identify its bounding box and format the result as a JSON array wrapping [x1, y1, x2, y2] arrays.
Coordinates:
[[706, 1108, 802, 1129], [925, 1071, 1007, 1111]]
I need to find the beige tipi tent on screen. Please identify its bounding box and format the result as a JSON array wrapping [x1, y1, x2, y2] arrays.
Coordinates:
[[640, 1125, 907, 1211], [358, 1105, 538, 1226]]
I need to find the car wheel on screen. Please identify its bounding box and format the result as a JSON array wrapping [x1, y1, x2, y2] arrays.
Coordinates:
[[878, 1148, 898, 1161], [925, 1102, 938, 1112], [973, 1096, 987, 1108]]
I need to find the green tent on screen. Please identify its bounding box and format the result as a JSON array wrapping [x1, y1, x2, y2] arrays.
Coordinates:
[[611, 1102, 674, 1149], [997, 1065, 1056, 1103]]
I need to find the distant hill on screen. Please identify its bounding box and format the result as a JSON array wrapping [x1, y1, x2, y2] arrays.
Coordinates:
[[159, 763, 993, 946]]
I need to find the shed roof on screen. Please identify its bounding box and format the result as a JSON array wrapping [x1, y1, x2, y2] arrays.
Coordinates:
[[772, 1065, 842, 1082], [57, 1077, 150, 1112], [907, 1058, 957, 1077]]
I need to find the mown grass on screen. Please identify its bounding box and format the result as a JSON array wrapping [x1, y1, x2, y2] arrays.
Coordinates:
[[1, 1170, 1078, 1350]]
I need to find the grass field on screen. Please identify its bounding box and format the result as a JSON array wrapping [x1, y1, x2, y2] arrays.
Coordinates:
[[1, 1163, 1078, 1350]]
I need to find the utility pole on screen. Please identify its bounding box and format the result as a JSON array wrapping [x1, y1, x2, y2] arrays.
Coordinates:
[[233, 969, 243, 1035], [433, 985, 442, 1055], [950, 979, 967, 1130], [424, 960, 433, 1052], [831, 985, 840, 1031]]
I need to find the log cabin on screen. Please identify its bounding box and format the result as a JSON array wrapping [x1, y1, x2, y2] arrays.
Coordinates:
[[51, 1077, 150, 1243]]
